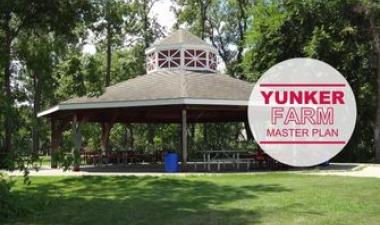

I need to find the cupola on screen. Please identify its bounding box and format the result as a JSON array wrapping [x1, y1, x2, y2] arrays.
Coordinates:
[[145, 29, 218, 73]]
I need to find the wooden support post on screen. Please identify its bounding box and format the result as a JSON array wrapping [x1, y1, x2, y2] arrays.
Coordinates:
[[244, 121, 254, 140], [51, 119, 66, 168], [182, 109, 188, 171], [51, 119, 61, 168], [72, 114, 82, 171]]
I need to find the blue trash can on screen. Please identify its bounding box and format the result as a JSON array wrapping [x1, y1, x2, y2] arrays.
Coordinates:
[[164, 152, 179, 172]]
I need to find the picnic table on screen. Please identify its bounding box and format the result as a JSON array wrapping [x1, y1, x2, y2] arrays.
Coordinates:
[[202, 150, 248, 171], [81, 150, 162, 165]]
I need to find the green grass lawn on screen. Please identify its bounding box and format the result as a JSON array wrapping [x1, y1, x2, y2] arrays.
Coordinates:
[[5, 173, 380, 225]]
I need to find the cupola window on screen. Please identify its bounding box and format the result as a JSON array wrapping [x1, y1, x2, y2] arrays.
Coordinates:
[[145, 29, 218, 73]]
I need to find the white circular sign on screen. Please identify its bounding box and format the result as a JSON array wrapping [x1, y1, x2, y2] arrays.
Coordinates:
[[248, 58, 357, 167]]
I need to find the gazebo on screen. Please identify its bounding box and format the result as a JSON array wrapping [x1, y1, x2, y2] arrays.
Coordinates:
[[38, 29, 253, 170]]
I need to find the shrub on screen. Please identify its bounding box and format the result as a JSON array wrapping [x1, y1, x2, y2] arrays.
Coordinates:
[[0, 173, 29, 221]]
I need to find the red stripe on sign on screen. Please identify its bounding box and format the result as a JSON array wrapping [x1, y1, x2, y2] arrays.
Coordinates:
[[259, 83, 346, 87], [259, 141, 346, 144]]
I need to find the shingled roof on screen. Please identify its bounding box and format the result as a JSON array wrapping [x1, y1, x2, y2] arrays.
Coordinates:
[[65, 70, 251, 103], [148, 29, 210, 48], [38, 70, 253, 117], [38, 29, 254, 118]]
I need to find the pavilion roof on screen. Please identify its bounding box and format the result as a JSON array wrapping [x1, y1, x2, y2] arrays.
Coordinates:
[[38, 70, 253, 118], [147, 29, 211, 49]]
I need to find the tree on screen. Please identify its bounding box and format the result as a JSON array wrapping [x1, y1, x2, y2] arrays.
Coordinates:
[[89, 0, 139, 154], [0, 0, 93, 155], [174, 0, 255, 77], [174, 0, 213, 39], [0, 0, 30, 154], [173, 0, 255, 150], [244, 0, 378, 162], [91, 0, 137, 87], [133, 0, 166, 49], [354, 1, 380, 162], [206, 0, 254, 78], [17, 33, 54, 155], [133, 0, 165, 147]]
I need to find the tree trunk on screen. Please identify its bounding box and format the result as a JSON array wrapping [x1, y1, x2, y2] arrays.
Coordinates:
[[3, 13, 12, 154], [181, 109, 187, 171], [105, 22, 112, 87], [200, 7, 205, 40], [129, 125, 134, 148], [101, 122, 113, 153], [203, 123, 209, 149], [101, 22, 113, 159], [198, 0, 210, 40], [370, 12, 380, 163], [235, 0, 248, 78], [32, 72, 42, 155], [190, 123, 195, 148], [375, 53, 380, 163], [51, 119, 65, 168], [123, 124, 134, 149], [123, 125, 129, 148], [51, 120, 59, 168], [244, 121, 254, 140], [72, 115, 82, 171], [142, 0, 151, 49], [147, 124, 155, 145]]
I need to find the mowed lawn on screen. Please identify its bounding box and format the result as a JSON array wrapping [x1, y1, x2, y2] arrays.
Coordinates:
[[5, 173, 380, 225]]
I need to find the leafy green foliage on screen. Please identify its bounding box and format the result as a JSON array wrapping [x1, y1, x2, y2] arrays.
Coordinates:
[[0, 173, 21, 221], [244, 0, 377, 161], [174, 0, 255, 77], [0, 156, 42, 221]]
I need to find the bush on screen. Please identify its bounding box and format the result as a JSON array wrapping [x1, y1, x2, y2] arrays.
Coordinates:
[[0, 153, 44, 222], [0, 173, 29, 221]]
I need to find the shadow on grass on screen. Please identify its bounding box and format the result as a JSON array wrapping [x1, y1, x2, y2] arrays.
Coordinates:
[[9, 176, 290, 225]]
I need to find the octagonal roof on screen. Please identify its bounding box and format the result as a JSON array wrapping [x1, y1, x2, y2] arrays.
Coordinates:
[[38, 30, 253, 119], [147, 29, 214, 50]]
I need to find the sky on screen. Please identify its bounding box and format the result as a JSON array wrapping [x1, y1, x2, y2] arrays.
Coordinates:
[[151, 0, 177, 33], [82, 0, 176, 54]]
